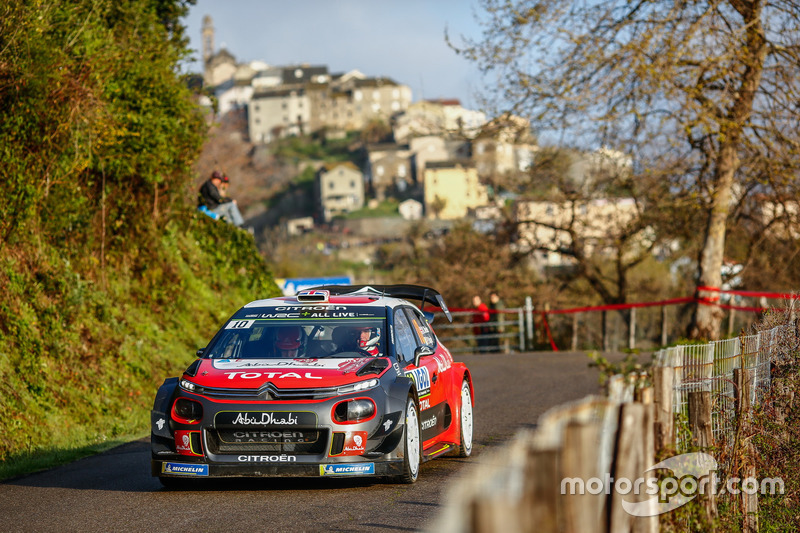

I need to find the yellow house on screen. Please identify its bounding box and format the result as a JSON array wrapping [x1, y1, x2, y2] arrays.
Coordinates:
[[423, 161, 489, 220]]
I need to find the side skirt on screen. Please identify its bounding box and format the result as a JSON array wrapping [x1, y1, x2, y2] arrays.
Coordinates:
[[422, 442, 458, 462]]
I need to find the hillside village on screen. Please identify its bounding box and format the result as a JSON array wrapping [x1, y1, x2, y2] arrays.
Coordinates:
[[197, 15, 636, 271]]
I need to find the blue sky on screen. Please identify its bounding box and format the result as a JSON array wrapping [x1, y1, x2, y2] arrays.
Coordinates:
[[181, 0, 486, 108]]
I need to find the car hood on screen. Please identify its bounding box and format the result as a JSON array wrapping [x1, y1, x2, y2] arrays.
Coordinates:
[[186, 358, 388, 389]]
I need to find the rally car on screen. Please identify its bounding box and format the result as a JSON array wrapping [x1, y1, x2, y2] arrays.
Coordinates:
[[151, 285, 474, 485]]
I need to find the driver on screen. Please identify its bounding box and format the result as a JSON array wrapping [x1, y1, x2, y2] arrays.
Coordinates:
[[274, 326, 303, 358], [355, 327, 380, 356], [333, 326, 380, 356]]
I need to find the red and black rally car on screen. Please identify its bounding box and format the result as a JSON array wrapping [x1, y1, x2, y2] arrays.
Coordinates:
[[151, 285, 474, 485]]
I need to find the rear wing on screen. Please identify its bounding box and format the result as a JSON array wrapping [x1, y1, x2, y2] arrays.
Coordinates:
[[306, 284, 453, 323]]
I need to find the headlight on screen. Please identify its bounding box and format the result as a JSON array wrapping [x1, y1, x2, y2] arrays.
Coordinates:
[[180, 379, 203, 393], [337, 379, 379, 395], [333, 398, 376, 423]]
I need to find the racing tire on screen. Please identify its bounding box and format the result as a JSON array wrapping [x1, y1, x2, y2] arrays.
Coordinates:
[[455, 379, 473, 457], [393, 396, 421, 484]]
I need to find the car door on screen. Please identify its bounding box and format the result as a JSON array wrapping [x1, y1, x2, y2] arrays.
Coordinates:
[[394, 306, 447, 444]]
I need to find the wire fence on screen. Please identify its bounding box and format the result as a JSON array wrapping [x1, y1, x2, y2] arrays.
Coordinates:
[[652, 323, 792, 446]]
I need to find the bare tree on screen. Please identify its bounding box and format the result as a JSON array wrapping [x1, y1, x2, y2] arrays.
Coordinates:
[[452, 0, 800, 339]]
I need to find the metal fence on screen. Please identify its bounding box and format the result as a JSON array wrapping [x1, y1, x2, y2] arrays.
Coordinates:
[[652, 324, 791, 446], [433, 309, 525, 354]]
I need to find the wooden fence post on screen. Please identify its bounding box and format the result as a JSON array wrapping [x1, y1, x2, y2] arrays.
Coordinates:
[[653, 366, 675, 454], [688, 390, 718, 525], [561, 420, 604, 533], [571, 313, 579, 351], [520, 448, 561, 533], [741, 442, 759, 533], [609, 403, 646, 533], [628, 308, 636, 350]]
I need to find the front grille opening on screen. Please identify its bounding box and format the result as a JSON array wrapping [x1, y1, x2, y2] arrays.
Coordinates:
[[206, 428, 328, 455], [330, 432, 345, 456]]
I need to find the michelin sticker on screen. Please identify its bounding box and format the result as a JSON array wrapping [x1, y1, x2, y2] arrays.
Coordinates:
[[320, 463, 375, 476], [162, 463, 209, 476]]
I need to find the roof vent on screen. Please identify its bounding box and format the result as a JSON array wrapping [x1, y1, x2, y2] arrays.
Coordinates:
[[296, 289, 330, 303]]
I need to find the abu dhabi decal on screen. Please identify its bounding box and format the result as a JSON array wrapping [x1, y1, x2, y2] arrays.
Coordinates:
[[215, 411, 317, 427], [319, 463, 375, 476], [162, 463, 209, 476], [433, 353, 452, 373], [330, 431, 368, 457], [174, 430, 202, 456], [212, 359, 358, 370], [406, 367, 431, 397]]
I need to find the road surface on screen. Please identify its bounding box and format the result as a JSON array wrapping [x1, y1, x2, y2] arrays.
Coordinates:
[[0, 351, 619, 532]]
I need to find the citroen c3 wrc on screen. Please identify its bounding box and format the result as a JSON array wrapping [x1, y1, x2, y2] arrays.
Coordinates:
[[150, 285, 474, 485]]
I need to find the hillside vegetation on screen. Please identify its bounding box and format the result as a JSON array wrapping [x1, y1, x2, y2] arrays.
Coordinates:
[[0, 0, 279, 473]]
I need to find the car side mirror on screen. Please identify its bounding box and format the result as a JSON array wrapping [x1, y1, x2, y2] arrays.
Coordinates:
[[196, 348, 205, 357], [413, 344, 435, 367]]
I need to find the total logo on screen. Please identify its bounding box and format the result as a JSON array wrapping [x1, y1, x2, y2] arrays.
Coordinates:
[[224, 371, 322, 380], [419, 398, 431, 411], [320, 463, 375, 476]]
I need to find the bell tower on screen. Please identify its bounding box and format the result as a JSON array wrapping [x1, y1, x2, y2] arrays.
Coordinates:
[[202, 15, 214, 69]]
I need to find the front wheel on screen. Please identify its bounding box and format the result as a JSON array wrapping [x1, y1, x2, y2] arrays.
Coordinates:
[[455, 379, 473, 457], [393, 396, 421, 483]]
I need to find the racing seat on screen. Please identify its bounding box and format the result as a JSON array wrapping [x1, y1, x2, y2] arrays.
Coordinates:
[[332, 326, 358, 353]]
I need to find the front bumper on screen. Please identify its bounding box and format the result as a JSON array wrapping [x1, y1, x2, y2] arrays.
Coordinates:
[[151, 389, 406, 479], [151, 458, 406, 478]]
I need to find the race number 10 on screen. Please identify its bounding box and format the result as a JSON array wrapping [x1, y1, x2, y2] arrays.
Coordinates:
[[225, 320, 255, 329]]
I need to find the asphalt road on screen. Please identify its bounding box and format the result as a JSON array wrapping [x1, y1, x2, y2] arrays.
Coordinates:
[[0, 351, 618, 532]]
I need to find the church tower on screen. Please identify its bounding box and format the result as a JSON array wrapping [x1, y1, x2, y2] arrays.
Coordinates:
[[202, 15, 214, 73]]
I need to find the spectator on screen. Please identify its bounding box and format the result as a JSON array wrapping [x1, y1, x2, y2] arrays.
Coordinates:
[[488, 291, 505, 353], [197, 170, 245, 227], [471, 295, 491, 353]]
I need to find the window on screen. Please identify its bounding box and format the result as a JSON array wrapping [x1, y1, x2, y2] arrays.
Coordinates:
[[350, 180, 355, 188], [393, 309, 419, 362], [405, 308, 435, 347]]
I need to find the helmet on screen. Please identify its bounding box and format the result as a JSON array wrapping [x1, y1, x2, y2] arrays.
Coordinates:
[[275, 326, 302, 357], [355, 327, 380, 356], [332, 326, 380, 356]]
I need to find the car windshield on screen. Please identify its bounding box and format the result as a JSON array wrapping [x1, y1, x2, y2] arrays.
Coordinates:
[[203, 319, 387, 359]]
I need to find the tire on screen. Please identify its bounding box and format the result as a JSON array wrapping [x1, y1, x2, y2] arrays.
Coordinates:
[[455, 379, 473, 457], [393, 396, 421, 484]]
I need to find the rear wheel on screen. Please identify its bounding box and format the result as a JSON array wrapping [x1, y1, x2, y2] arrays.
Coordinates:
[[393, 396, 421, 483], [455, 379, 473, 457]]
